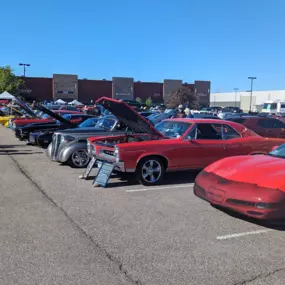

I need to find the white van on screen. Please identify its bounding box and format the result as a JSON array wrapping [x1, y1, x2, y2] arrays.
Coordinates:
[[261, 101, 285, 114]]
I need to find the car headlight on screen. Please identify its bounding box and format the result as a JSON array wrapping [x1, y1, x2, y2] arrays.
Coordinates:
[[114, 147, 120, 163], [61, 135, 75, 143], [255, 202, 278, 209]]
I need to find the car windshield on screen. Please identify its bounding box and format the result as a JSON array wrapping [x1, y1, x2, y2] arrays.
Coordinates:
[[79, 118, 99, 128], [95, 117, 116, 130], [155, 121, 191, 138], [268, 144, 285, 158]]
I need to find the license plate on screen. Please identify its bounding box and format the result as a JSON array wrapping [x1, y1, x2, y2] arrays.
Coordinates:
[[29, 135, 35, 143]]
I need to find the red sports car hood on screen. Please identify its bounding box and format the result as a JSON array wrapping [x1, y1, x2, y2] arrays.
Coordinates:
[[205, 155, 285, 189]]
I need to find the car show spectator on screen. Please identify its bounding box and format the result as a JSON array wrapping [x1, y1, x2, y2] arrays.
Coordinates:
[[184, 108, 194, 118]]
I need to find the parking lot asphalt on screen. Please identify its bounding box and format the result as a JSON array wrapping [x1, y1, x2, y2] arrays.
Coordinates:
[[1, 126, 285, 285]]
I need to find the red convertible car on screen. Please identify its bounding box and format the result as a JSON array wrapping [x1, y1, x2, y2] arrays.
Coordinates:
[[89, 97, 285, 186], [194, 144, 285, 220]]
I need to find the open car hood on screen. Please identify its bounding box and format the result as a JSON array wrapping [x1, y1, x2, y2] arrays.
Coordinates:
[[1, 104, 24, 116], [34, 103, 75, 125], [96, 97, 163, 137], [14, 97, 38, 118]]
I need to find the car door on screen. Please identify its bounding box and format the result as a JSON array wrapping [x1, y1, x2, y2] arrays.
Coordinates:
[[221, 123, 253, 155], [181, 123, 227, 169]]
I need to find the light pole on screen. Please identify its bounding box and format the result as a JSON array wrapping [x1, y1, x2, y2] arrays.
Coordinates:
[[248, 77, 256, 112], [234, 88, 239, 108], [19, 63, 30, 77]]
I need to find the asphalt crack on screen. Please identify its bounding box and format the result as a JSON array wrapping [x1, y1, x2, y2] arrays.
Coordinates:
[[233, 267, 285, 284], [4, 149, 143, 285]]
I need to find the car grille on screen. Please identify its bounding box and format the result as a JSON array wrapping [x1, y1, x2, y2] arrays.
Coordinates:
[[103, 150, 114, 156], [51, 133, 62, 160], [226, 199, 255, 207]]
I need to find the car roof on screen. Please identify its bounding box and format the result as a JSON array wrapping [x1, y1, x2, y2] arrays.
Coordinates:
[[164, 118, 249, 133], [165, 118, 225, 124]]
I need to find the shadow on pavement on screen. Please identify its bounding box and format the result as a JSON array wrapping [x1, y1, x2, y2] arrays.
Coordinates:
[[0, 144, 28, 148], [83, 170, 201, 188], [212, 205, 285, 231], [0, 149, 44, 155]]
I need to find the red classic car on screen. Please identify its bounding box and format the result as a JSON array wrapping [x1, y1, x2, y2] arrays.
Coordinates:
[[88, 97, 285, 186], [227, 116, 285, 138], [194, 144, 285, 220]]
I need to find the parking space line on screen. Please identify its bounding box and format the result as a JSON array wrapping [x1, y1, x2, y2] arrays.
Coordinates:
[[216, 229, 272, 240], [126, 183, 194, 193]]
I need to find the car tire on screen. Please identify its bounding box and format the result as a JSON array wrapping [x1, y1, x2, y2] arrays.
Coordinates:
[[68, 149, 90, 168], [135, 156, 165, 186]]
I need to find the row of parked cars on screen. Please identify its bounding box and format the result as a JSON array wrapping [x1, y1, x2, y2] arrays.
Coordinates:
[[4, 97, 285, 221]]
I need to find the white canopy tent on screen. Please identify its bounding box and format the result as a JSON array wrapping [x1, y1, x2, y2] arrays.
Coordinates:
[[55, 99, 66, 104], [68, 99, 83, 106], [0, 91, 15, 100]]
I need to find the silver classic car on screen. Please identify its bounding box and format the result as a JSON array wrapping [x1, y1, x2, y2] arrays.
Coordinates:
[[46, 115, 126, 168]]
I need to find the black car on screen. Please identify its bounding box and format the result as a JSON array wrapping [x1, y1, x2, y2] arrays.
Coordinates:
[[15, 104, 94, 141], [30, 117, 101, 148]]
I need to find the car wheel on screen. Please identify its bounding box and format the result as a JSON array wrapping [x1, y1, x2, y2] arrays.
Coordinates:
[[68, 149, 90, 168], [136, 156, 165, 186]]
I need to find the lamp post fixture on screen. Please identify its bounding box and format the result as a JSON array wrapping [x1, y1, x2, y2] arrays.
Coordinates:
[[234, 88, 239, 108], [248, 77, 256, 112], [19, 63, 30, 77]]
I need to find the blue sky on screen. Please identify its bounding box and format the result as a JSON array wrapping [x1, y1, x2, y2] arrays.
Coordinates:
[[1, 0, 283, 92]]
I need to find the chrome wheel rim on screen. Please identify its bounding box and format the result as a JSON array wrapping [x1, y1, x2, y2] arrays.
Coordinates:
[[141, 160, 162, 183], [71, 150, 89, 167]]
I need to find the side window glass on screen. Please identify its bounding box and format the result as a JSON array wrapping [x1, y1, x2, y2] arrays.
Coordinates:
[[222, 124, 241, 139], [257, 119, 269, 128], [196, 124, 222, 140], [271, 119, 285, 128], [258, 119, 285, 128]]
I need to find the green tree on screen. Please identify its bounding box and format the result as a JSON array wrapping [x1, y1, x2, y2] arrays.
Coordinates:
[[136, 97, 142, 104], [0, 66, 24, 94], [145, 97, 152, 107], [164, 87, 199, 109]]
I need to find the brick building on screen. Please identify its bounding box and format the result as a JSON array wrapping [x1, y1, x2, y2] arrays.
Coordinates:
[[20, 75, 211, 107]]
